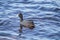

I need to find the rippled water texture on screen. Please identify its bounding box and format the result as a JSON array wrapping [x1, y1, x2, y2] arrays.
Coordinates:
[[0, 0, 60, 40]]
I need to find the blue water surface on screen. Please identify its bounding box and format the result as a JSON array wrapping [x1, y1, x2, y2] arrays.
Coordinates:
[[0, 0, 60, 40]]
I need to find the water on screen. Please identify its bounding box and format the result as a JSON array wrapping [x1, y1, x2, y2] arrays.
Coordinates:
[[0, 0, 60, 40]]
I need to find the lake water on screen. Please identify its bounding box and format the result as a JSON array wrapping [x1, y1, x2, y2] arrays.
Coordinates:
[[0, 0, 60, 40]]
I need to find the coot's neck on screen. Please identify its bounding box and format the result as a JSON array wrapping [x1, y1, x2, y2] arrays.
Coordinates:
[[19, 13, 23, 22]]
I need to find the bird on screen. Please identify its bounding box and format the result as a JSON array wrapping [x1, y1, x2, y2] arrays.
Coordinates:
[[18, 13, 35, 32]]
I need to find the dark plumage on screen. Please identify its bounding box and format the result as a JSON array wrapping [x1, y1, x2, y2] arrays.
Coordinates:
[[18, 13, 35, 32]]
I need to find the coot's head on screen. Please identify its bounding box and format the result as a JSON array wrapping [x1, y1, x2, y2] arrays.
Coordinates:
[[18, 13, 23, 18]]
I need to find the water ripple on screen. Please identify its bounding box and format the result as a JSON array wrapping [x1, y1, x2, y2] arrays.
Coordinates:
[[0, 0, 60, 40]]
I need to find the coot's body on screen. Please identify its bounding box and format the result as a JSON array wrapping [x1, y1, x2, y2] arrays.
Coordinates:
[[18, 13, 35, 32]]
